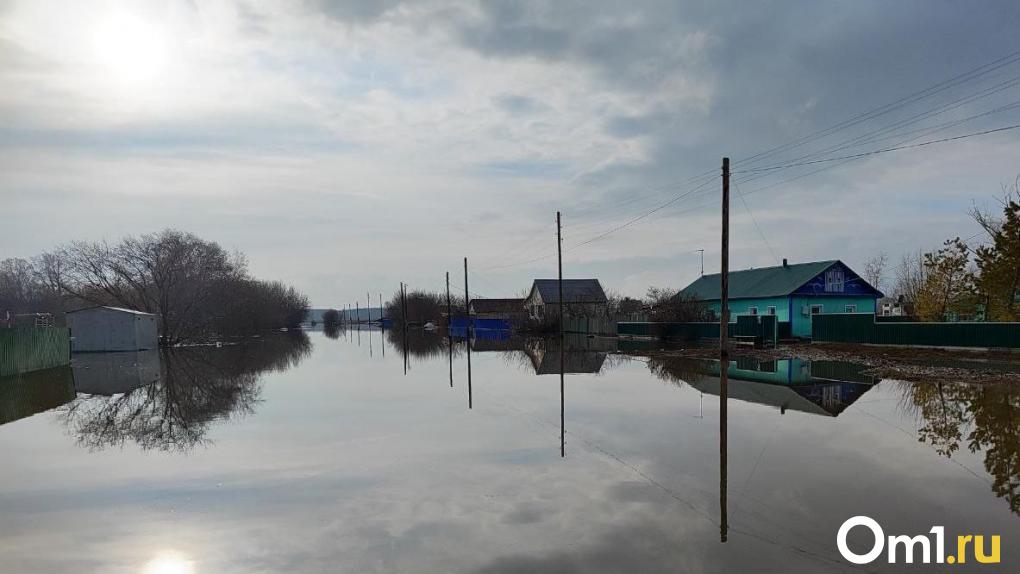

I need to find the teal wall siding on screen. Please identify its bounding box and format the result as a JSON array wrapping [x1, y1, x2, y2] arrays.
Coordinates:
[[707, 297, 790, 321], [706, 296, 876, 337], [790, 296, 876, 337]]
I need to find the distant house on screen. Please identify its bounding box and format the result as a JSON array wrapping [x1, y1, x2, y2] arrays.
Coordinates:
[[469, 298, 525, 319], [67, 306, 159, 352], [680, 259, 882, 338], [524, 279, 609, 321]]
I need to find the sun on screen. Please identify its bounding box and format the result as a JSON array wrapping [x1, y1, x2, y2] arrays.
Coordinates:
[[92, 12, 169, 87], [141, 552, 195, 574]]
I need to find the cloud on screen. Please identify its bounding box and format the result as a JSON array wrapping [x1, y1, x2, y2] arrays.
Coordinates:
[[1, 0, 1019, 304]]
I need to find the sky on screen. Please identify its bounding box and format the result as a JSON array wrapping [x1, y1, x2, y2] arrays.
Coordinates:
[[2, 0, 1019, 306]]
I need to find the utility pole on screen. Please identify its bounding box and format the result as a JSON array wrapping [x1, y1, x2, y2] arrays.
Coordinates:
[[557, 211, 565, 458], [721, 157, 730, 358], [464, 257, 473, 409], [446, 271, 452, 325], [400, 282, 407, 328], [697, 249, 705, 276], [719, 156, 730, 543], [379, 293, 384, 331], [367, 292, 371, 324], [356, 301, 360, 328], [463, 258, 470, 324]]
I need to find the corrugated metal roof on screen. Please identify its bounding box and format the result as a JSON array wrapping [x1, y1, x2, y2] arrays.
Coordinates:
[[67, 305, 157, 316], [681, 260, 838, 300], [529, 279, 607, 304]]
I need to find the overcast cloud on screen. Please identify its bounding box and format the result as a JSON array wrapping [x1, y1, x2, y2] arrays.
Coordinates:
[[2, 0, 1019, 304]]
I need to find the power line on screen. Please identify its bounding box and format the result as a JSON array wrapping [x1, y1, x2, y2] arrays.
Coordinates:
[[732, 49, 1020, 168], [734, 123, 1020, 174], [733, 180, 780, 263]]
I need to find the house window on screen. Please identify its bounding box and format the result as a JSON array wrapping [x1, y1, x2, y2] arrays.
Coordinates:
[[845, 304, 857, 313], [825, 269, 845, 293], [811, 305, 823, 315], [748, 307, 758, 316], [767, 306, 777, 316]]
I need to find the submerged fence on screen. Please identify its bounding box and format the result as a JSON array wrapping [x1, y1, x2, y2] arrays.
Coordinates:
[[812, 313, 1020, 349], [0, 327, 71, 378]]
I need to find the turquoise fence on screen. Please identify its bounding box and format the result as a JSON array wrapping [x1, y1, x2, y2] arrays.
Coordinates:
[[0, 327, 71, 378], [812, 313, 1020, 348]]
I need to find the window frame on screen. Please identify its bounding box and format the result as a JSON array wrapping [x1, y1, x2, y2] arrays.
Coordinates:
[[810, 304, 824, 315], [767, 306, 777, 316], [845, 304, 857, 313], [747, 306, 758, 316]]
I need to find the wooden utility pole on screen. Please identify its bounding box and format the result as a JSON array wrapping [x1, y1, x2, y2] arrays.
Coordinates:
[[463, 258, 471, 325], [367, 292, 371, 324], [400, 283, 407, 328], [446, 271, 452, 325], [721, 157, 730, 356], [697, 249, 705, 276], [464, 257, 472, 409], [356, 301, 360, 328], [557, 211, 565, 458], [379, 293, 384, 330], [720, 156, 730, 543]]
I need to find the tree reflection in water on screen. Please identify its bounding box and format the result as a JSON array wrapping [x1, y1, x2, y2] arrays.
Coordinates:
[[901, 381, 1020, 515], [60, 333, 311, 452]]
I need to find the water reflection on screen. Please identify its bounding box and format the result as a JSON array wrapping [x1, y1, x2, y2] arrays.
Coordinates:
[[900, 380, 1020, 515], [648, 357, 876, 417], [60, 333, 311, 452], [0, 366, 75, 426]]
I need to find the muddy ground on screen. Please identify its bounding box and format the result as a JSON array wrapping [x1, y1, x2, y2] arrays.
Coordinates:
[[618, 340, 1020, 384]]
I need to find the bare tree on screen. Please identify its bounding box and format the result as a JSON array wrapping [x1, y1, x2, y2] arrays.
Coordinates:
[[970, 175, 1020, 237], [863, 252, 888, 292]]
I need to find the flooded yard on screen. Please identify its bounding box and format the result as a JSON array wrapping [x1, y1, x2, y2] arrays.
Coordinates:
[[1, 329, 1018, 573]]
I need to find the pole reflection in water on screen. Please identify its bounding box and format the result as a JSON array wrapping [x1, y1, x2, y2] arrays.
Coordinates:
[[466, 333, 473, 409], [559, 336, 565, 458], [720, 354, 729, 543], [448, 332, 453, 388]]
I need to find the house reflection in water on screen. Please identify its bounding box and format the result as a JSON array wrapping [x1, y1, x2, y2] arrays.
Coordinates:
[[72, 350, 161, 396], [523, 336, 612, 376], [652, 356, 876, 417]]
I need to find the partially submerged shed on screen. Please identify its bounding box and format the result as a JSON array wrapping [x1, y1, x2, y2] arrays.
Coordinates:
[[67, 306, 159, 352]]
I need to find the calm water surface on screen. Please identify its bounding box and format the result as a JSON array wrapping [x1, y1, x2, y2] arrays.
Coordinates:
[[1, 329, 1018, 573]]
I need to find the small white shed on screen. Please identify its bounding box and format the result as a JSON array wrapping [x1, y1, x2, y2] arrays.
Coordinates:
[[67, 306, 159, 352]]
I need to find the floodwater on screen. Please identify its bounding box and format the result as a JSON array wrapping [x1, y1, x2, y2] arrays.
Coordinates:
[[0, 328, 1018, 573]]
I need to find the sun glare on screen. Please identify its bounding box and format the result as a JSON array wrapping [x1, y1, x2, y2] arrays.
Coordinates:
[[141, 552, 195, 574], [92, 12, 169, 87]]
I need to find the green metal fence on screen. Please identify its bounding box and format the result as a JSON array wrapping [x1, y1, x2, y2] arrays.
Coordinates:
[[0, 327, 71, 378], [812, 313, 1020, 348]]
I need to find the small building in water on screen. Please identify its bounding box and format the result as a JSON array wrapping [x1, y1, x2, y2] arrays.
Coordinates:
[[680, 259, 882, 338], [67, 306, 159, 352], [524, 279, 609, 321]]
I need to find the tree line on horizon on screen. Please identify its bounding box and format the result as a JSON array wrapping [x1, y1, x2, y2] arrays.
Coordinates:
[[0, 229, 309, 344]]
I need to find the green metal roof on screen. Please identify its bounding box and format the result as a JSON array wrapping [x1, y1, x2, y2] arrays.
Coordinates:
[[681, 260, 839, 300]]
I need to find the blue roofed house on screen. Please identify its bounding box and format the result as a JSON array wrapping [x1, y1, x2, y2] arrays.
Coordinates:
[[679, 259, 883, 338]]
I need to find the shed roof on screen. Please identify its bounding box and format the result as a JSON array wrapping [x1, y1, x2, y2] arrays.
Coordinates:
[[681, 260, 840, 300], [469, 298, 524, 314], [67, 305, 156, 316], [529, 279, 608, 304]]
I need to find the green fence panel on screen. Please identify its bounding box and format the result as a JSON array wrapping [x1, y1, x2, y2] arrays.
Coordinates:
[[0, 327, 71, 377], [811, 314, 1020, 348]]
